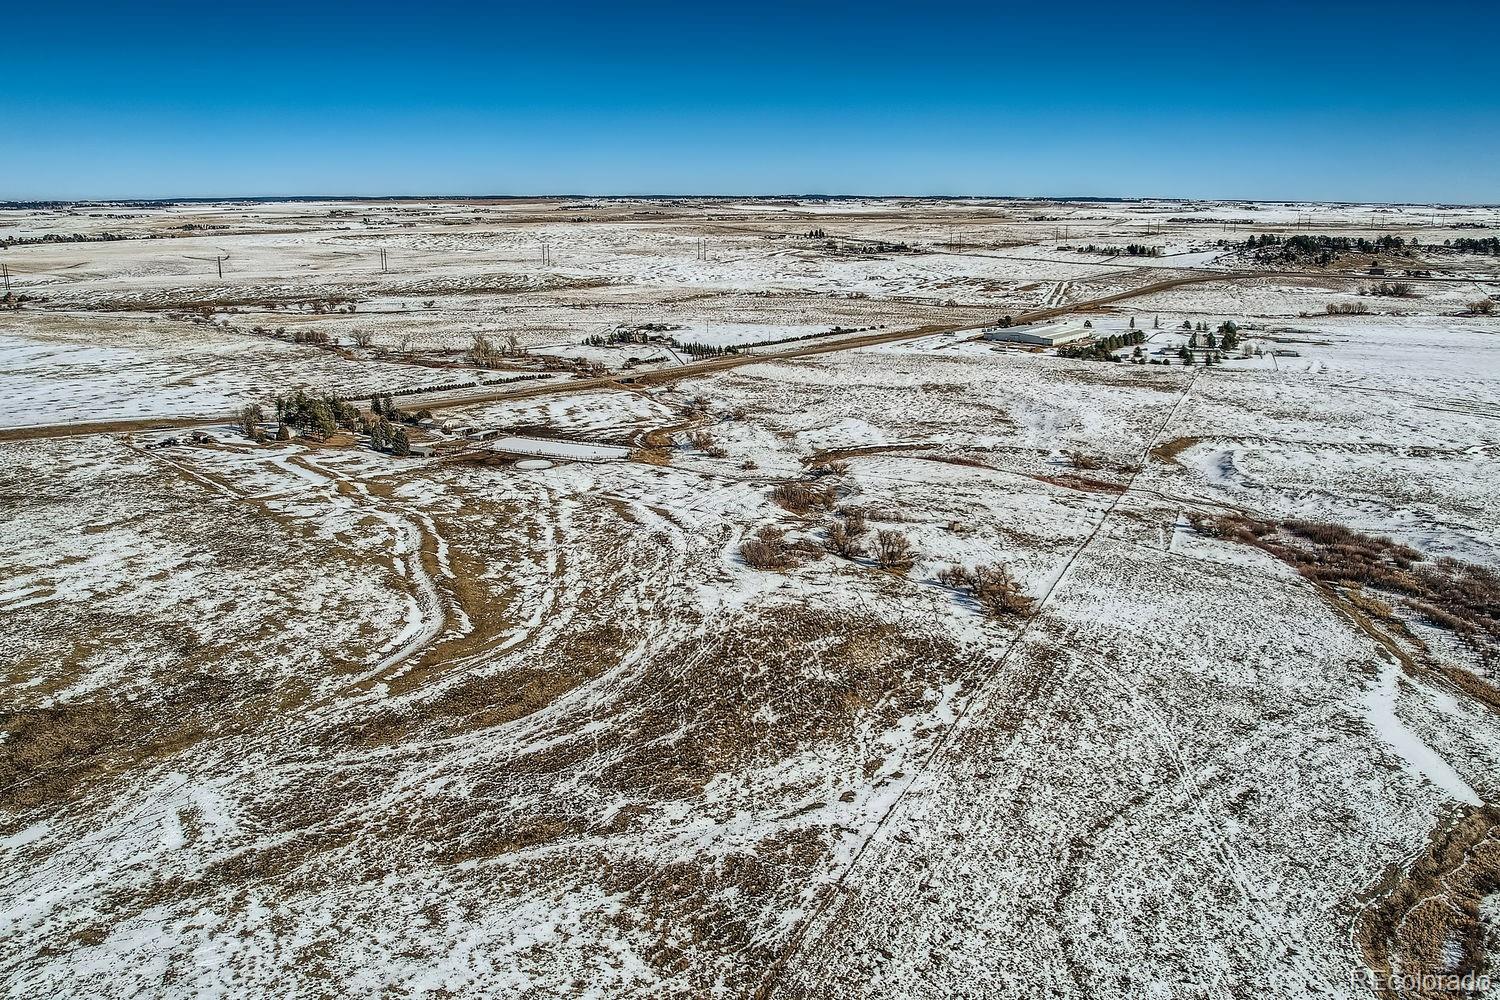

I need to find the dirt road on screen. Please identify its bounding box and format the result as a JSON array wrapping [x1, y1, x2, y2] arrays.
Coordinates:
[[0, 269, 1263, 441], [415, 269, 1246, 412]]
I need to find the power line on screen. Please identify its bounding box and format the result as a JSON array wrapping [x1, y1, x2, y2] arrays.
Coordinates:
[[183, 248, 230, 279]]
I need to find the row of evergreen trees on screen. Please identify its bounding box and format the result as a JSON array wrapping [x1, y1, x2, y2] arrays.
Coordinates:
[[1058, 330, 1146, 361], [581, 330, 742, 358], [1245, 232, 1500, 262], [1075, 243, 1162, 257], [674, 341, 742, 358], [1448, 237, 1500, 255]]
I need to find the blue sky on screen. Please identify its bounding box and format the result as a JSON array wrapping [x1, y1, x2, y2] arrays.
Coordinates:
[[7, 0, 1497, 202]]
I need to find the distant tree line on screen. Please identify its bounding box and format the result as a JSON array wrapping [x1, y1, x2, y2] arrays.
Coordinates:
[[1242, 233, 1416, 266], [1073, 243, 1163, 257], [583, 329, 742, 358], [0, 232, 149, 248], [1447, 237, 1500, 256]]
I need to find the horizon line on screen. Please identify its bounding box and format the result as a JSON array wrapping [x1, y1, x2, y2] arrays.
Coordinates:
[[4, 193, 1496, 209]]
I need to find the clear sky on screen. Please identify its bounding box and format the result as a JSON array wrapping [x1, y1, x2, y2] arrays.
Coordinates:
[[7, 0, 1497, 203]]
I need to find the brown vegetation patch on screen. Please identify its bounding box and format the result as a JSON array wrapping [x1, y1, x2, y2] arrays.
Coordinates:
[[613, 827, 827, 995], [1355, 804, 1500, 998], [1028, 472, 1127, 495], [804, 443, 936, 466], [1202, 514, 1500, 703], [596, 609, 967, 801], [1150, 435, 1205, 464], [0, 674, 258, 810], [770, 482, 837, 516]]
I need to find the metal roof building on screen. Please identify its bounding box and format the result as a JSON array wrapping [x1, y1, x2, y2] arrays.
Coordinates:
[[982, 323, 1093, 348]]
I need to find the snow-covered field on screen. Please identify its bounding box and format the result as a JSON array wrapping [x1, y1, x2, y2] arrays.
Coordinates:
[[2, 197, 1499, 999]]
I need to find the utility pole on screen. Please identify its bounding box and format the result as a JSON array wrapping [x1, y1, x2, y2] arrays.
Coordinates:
[[379, 247, 389, 273], [1, 263, 9, 295], [184, 249, 230, 279]]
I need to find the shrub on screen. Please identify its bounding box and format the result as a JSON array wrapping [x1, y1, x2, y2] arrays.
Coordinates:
[[826, 522, 866, 559], [972, 563, 1035, 617], [1370, 281, 1417, 298], [811, 460, 851, 478], [873, 529, 915, 572], [1326, 302, 1370, 315], [741, 527, 797, 570], [1468, 299, 1496, 316], [937, 564, 976, 589], [840, 508, 867, 536], [771, 482, 835, 515], [352, 329, 375, 348]]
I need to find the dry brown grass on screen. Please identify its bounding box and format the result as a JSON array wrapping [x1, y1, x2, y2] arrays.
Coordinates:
[[1149, 435, 1205, 464], [1206, 514, 1500, 704], [0, 674, 255, 810], [1355, 804, 1500, 999]]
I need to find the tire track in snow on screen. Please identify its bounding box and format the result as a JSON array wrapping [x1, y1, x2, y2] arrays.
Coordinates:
[[755, 368, 1204, 999]]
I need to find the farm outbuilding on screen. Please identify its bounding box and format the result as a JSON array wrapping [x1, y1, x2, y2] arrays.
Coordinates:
[[982, 323, 1092, 347]]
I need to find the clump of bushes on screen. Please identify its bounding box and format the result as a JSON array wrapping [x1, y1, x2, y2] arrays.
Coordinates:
[[825, 522, 866, 559], [1368, 281, 1417, 298], [938, 563, 1035, 617], [1326, 302, 1370, 315], [741, 527, 796, 570], [688, 430, 728, 458], [771, 482, 837, 515]]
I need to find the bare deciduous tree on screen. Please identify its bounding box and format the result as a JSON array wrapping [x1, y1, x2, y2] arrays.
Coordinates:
[[972, 563, 1035, 617], [468, 334, 499, 368], [873, 529, 915, 571], [826, 522, 867, 559]]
